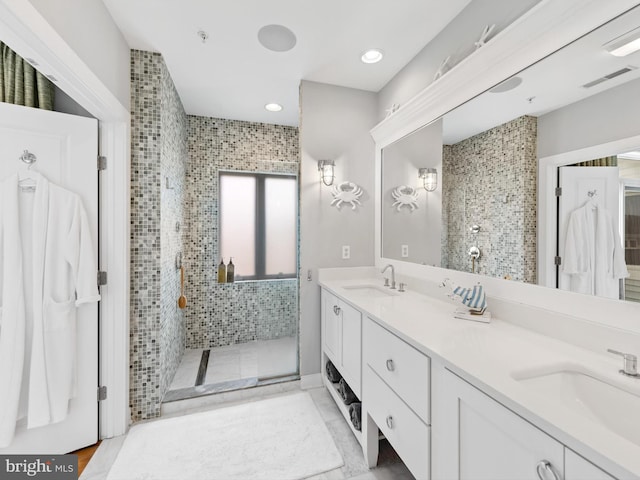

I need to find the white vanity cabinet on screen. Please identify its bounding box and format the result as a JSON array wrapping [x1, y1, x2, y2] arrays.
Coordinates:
[[321, 288, 362, 398], [439, 369, 617, 480], [565, 450, 617, 480], [363, 317, 431, 480]]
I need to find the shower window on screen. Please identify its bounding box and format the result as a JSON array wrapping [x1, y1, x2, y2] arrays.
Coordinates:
[[219, 172, 297, 280]]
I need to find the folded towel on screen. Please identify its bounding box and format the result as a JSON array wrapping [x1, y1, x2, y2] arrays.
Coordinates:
[[338, 378, 357, 405], [349, 402, 362, 431], [325, 360, 342, 383]]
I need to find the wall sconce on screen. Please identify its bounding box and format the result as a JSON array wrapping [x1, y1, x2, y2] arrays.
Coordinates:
[[318, 160, 336, 186], [419, 167, 438, 191]]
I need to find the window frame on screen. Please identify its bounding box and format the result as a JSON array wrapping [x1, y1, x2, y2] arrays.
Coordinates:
[[219, 170, 298, 281]]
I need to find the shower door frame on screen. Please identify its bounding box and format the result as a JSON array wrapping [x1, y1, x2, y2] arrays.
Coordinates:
[[0, 1, 131, 439]]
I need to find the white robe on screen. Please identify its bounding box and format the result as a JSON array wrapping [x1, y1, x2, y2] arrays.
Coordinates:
[[563, 201, 628, 299], [0, 172, 100, 447]]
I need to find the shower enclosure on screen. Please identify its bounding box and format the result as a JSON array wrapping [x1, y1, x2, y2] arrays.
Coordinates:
[[164, 167, 300, 404]]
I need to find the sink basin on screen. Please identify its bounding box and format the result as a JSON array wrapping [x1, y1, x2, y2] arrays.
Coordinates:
[[342, 284, 398, 298], [513, 367, 640, 447]]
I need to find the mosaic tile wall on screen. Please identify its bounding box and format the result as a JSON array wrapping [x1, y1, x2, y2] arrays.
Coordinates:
[[130, 50, 187, 421], [159, 58, 188, 397], [184, 116, 300, 349], [442, 115, 537, 283]]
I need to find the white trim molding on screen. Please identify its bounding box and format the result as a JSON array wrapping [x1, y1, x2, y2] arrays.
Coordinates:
[[0, 0, 131, 437], [371, 0, 640, 149], [373, 0, 640, 336]]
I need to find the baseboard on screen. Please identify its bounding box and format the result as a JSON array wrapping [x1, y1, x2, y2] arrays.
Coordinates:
[[300, 373, 322, 390]]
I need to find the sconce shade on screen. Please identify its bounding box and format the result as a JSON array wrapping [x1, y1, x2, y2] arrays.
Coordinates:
[[419, 167, 438, 191], [318, 160, 336, 186]]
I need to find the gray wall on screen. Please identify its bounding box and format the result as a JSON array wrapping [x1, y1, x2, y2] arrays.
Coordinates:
[[28, 0, 130, 109], [299, 80, 378, 376], [382, 120, 443, 265], [130, 50, 187, 421], [538, 77, 640, 158], [184, 116, 299, 349], [377, 0, 541, 122]]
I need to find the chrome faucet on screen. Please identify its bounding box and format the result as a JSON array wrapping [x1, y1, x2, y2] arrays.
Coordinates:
[[607, 349, 639, 378], [381, 264, 396, 289]]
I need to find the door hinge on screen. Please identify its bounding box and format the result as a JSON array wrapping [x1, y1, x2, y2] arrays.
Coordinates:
[[98, 386, 107, 401], [555, 187, 562, 196], [97, 271, 108, 286], [554, 256, 562, 266], [98, 155, 107, 171]]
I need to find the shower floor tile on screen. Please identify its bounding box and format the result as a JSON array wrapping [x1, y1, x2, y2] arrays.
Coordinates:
[[167, 336, 298, 395]]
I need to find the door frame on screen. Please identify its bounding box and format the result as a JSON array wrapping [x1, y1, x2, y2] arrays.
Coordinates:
[[538, 133, 640, 290], [0, 2, 130, 438]]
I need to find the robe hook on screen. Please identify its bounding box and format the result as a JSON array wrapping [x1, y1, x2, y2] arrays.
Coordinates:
[[587, 189, 597, 198], [20, 150, 37, 168]]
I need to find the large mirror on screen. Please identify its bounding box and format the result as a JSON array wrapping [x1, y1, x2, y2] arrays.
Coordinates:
[[382, 5, 640, 302]]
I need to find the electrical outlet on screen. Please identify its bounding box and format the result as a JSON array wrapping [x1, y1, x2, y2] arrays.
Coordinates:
[[401, 245, 409, 258], [342, 245, 351, 259]]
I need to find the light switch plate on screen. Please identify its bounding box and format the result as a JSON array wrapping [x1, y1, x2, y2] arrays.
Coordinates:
[[342, 245, 350, 259]]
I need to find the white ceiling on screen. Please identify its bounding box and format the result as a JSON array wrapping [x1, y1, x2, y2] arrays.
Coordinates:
[[442, 4, 640, 144], [102, 0, 471, 126]]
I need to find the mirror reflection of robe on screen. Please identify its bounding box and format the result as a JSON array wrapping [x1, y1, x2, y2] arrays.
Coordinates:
[[563, 201, 628, 299], [0, 173, 100, 447]]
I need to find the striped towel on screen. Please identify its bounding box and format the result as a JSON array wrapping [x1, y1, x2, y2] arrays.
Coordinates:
[[452, 284, 487, 313]]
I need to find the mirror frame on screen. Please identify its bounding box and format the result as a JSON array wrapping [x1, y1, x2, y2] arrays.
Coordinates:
[[372, 0, 640, 334]]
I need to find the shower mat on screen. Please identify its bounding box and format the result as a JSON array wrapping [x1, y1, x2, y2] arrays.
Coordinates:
[[106, 391, 344, 480]]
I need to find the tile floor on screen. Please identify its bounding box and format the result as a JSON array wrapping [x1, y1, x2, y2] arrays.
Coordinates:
[[167, 336, 298, 392], [81, 386, 416, 480]]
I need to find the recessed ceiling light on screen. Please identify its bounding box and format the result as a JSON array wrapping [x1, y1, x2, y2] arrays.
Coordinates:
[[361, 49, 383, 64], [604, 27, 640, 57], [265, 103, 283, 112], [258, 25, 297, 52]]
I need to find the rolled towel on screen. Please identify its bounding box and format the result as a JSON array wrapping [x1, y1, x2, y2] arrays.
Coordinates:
[[338, 378, 357, 405], [325, 360, 342, 383], [349, 402, 362, 431]]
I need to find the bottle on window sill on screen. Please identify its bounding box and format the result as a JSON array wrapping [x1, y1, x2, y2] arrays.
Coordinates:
[[227, 257, 235, 283], [217, 258, 226, 284]]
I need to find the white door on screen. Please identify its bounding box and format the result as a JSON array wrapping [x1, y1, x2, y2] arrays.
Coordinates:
[[0, 102, 98, 454], [439, 370, 564, 480], [557, 166, 621, 292]]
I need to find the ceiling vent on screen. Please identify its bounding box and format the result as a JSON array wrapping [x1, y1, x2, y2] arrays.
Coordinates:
[[582, 66, 636, 89]]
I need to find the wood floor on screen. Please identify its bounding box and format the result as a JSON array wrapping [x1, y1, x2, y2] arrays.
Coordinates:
[[70, 441, 101, 476]]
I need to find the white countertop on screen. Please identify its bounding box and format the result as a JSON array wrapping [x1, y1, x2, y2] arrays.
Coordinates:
[[319, 275, 640, 479]]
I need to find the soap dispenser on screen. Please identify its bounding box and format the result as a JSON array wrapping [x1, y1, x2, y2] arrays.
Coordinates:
[[226, 257, 235, 283], [217, 258, 226, 284]]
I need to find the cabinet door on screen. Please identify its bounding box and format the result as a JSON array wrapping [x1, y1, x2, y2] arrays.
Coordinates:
[[340, 301, 362, 398], [321, 289, 341, 366], [565, 450, 616, 480], [440, 369, 564, 480]]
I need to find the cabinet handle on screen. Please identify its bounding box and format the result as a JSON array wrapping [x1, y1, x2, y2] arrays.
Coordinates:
[[386, 359, 395, 372], [333, 305, 341, 315], [386, 415, 394, 429], [536, 460, 559, 480]]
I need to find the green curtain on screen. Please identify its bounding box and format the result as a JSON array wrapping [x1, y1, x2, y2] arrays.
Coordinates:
[[572, 156, 618, 167], [0, 42, 54, 110]]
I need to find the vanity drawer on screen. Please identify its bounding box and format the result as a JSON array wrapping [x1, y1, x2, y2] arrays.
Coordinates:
[[365, 365, 430, 480], [364, 318, 430, 423]]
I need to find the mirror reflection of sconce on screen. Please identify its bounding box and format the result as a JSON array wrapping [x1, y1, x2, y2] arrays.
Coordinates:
[[418, 167, 438, 191], [317, 160, 336, 186]]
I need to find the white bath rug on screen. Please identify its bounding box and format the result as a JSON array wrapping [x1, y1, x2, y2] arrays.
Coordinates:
[[106, 392, 344, 480]]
